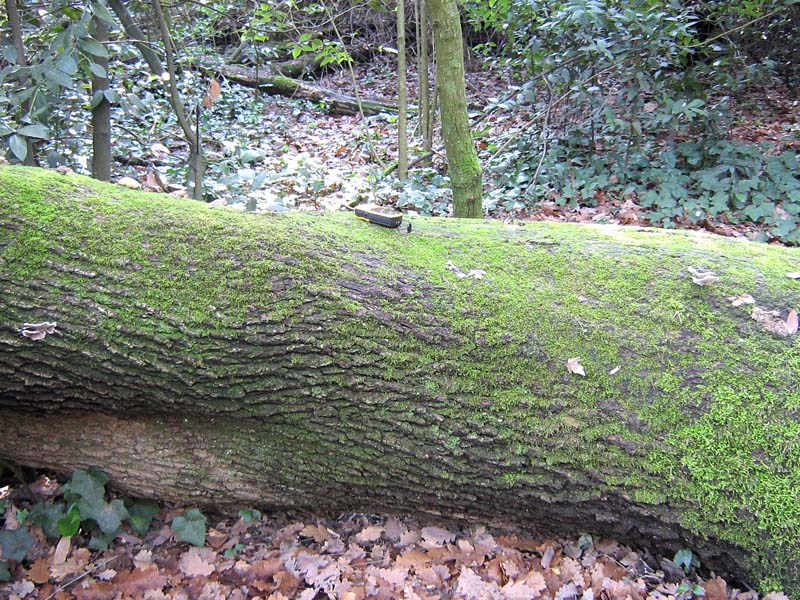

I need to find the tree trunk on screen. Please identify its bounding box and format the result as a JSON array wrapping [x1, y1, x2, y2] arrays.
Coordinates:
[[91, 15, 112, 182], [397, 0, 408, 180], [5, 0, 36, 165], [0, 166, 798, 595], [428, 0, 482, 217]]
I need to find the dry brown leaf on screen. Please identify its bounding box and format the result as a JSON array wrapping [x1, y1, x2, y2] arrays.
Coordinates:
[[27, 557, 51, 584], [53, 536, 71, 565], [751, 306, 797, 337], [112, 564, 168, 597], [702, 575, 727, 600], [728, 293, 755, 307], [541, 545, 556, 570], [383, 517, 407, 542], [73, 579, 116, 600], [566, 357, 585, 376], [354, 525, 384, 544], [177, 547, 216, 578], [455, 566, 502, 600], [421, 526, 456, 547], [787, 310, 798, 335], [763, 593, 791, 600], [116, 176, 141, 189]]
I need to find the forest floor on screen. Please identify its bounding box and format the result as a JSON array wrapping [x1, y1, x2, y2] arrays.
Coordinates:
[[0, 472, 789, 600], [103, 56, 800, 244]]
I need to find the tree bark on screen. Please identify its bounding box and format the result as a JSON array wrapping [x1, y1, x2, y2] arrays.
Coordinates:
[[0, 166, 798, 595], [428, 0, 482, 217]]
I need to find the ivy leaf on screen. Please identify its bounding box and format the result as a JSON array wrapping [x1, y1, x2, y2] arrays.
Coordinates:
[[64, 468, 107, 507], [673, 548, 696, 573], [126, 499, 160, 535], [57, 505, 81, 538], [171, 508, 207, 546], [0, 527, 35, 562], [30, 501, 67, 539], [89, 527, 120, 551], [91, 498, 129, 535]]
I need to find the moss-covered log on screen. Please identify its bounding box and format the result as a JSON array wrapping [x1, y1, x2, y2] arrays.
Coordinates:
[[0, 166, 798, 594], [220, 65, 398, 116]]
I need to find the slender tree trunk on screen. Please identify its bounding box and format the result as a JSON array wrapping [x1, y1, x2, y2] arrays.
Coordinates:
[[397, 0, 408, 180], [106, 0, 164, 76], [416, 0, 432, 160], [1, 166, 799, 594], [428, 0, 482, 217], [91, 16, 112, 181], [5, 0, 36, 165], [150, 0, 204, 200]]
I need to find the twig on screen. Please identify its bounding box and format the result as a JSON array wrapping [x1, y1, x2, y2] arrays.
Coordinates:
[[45, 555, 118, 600]]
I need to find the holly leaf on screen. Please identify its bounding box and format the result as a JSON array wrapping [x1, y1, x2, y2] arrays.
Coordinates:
[[0, 526, 35, 562], [171, 508, 207, 546]]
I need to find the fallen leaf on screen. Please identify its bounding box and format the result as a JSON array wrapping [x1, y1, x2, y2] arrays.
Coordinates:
[[300, 524, 332, 543], [787, 310, 798, 336], [420, 526, 456, 547], [728, 293, 755, 307], [53, 536, 71, 565], [113, 564, 168, 597], [11, 579, 35, 598], [177, 547, 216, 578], [541, 545, 556, 569], [455, 566, 501, 600], [751, 306, 797, 337], [566, 357, 585, 376], [149, 143, 170, 156], [703, 575, 728, 600], [354, 525, 384, 544], [27, 557, 51, 584], [116, 176, 141, 189]]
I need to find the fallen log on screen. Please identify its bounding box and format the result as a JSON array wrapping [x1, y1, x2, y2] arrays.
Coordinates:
[[220, 65, 398, 115], [0, 166, 798, 594]]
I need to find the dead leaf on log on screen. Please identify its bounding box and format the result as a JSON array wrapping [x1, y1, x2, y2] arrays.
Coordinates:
[[728, 293, 755, 307], [751, 306, 798, 337], [566, 357, 586, 376]]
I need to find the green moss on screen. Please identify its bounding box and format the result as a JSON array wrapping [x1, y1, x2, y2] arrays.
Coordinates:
[[2, 166, 799, 592]]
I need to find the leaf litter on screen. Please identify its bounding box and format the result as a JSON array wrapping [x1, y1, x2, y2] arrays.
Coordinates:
[[2, 477, 787, 600]]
